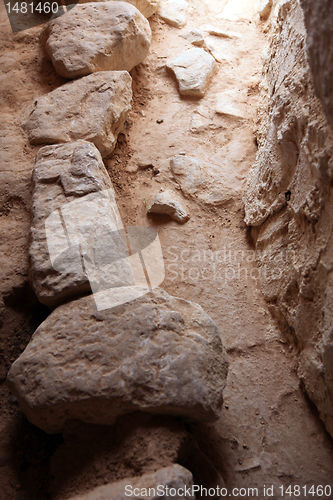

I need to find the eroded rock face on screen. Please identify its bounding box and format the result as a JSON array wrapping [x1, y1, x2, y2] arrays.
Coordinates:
[[158, 0, 188, 28], [148, 190, 189, 223], [68, 464, 194, 500], [22, 71, 132, 158], [30, 140, 133, 309], [167, 48, 216, 97], [79, 0, 161, 18], [244, 0, 333, 437], [43, 2, 152, 79], [7, 288, 228, 433]]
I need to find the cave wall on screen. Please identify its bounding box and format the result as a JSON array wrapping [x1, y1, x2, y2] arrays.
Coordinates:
[[244, 0, 333, 436]]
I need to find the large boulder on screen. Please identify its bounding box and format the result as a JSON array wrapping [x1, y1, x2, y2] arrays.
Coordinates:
[[22, 71, 132, 158], [7, 289, 228, 433], [30, 140, 133, 309], [43, 2, 152, 79], [79, 0, 161, 18]]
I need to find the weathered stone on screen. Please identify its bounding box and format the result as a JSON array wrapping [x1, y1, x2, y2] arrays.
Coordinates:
[[199, 24, 241, 39], [244, 0, 333, 437], [148, 190, 189, 223], [30, 140, 133, 309], [258, 0, 273, 20], [215, 90, 245, 118], [167, 48, 216, 97], [7, 288, 228, 433], [67, 465, 194, 500], [22, 71, 132, 158], [79, 0, 161, 18], [43, 2, 152, 79], [158, 0, 188, 28], [181, 29, 206, 48]]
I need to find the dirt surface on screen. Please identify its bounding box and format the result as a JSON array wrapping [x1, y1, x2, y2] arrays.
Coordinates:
[[0, 0, 333, 499]]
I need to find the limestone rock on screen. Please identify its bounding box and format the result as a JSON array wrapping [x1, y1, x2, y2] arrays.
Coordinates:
[[68, 465, 194, 500], [158, 0, 188, 28], [215, 90, 245, 118], [30, 140, 133, 309], [7, 288, 228, 433], [258, 0, 273, 20], [22, 71, 132, 158], [79, 0, 161, 18], [167, 48, 216, 97], [148, 190, 189, 223], [43, 2, 152, 79]]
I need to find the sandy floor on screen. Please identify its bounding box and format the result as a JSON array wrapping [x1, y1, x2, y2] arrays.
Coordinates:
[[0, 0, 332, 498]]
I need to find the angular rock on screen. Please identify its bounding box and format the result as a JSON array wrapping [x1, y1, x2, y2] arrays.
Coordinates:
[[215, 90, 245, 118], [181, 28, 206, 48], [68, 465, 194, 500], [30, 141, 133, 309], [158, 0, 188, 28], [43, 2, 152, 79], [22, 71, 132, 158], [79, 0, 161, 18], [199, 24, 242, 39], [167, 48, 217, 97], [148, 190, 189, 223], [7, 288, 228, 433], [258, 0, 273, 20]]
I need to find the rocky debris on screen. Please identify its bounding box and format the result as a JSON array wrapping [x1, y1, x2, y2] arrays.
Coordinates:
[[215, 90, 245, 118], [148, 190, 189, 223], [167, 48, 216, 97], [22, 71, 132, 158], [258, 0, 273, 20], [78, 0, 161, 18], [7, 288, 228, 433], [181, 29, 207, 48], [67, 465, 194, 500], [244, 0, 333, 437], [30, 140, 133, 309], [43, 2, 152, 79], [158, 0, 188, 28]]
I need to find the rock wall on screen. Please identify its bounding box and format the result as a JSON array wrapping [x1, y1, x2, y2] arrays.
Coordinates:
[[244, 0, 333, 436]]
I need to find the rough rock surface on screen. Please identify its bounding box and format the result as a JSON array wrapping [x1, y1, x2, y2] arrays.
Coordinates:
[[79, 0, 161, 18], [22, 71, 132, 158], [166, 48, 216, 97], [68, 465, 194, 500], [258, 0, 273, 20], [30, 140, 133, 309], [148, 190, 189, 223], [300, 0, 333, 132], [244, 0, 333, 437], [7, 288, 228, 433], [158, 0, 188, 28], [43, 2, 152, 79]]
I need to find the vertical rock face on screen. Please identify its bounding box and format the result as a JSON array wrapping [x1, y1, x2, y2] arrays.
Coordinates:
[[244, 0, 333, 436], [30, 141, 133, 309], [300, 0, 333, 132]]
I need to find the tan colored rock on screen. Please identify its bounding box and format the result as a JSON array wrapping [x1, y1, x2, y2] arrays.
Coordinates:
[[68, 465, 194, 500], [22, 71, 132, 158], [215, 90, 246, 118], [43, 2, 152, 79], [258, 0, 273, 20], [7, 288, 228, 433], [167, 48, 217, 97], [30, 140, 133, 309], [158, 0, 188, 28], [79, 0, 161, 18], [244, 0, 333, 437], [148, 190, 189, 223]]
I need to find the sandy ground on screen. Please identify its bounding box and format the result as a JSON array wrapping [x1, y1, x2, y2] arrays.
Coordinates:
[[0, 0, 332, 498]]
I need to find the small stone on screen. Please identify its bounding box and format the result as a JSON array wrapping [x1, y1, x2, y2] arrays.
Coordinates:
[[68, 465, 194, 500], [156, 118, 164, 124], [182, 28, 207, 48], [170, 155, 207, 197], [148, 190, 190, 223], [215, 90, 245, 118], [43, 2, 152, 79], [258, 0, 273, 20], [79, 0, 161, 18], [199, 24, 242, 39], [7, 289, 228, 433], [22, 71, 132, 158], [167, 48, 217, 97], [158, 0, 188, 28]]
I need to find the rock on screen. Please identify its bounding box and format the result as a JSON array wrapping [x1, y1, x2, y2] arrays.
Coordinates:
[[218, 0, 258, 21], [43, 2, 152, 79], [79, 0, 161, 18], [22, 71, 132, 158], [7, 288, 228, 433], [67, 465, 194, 500], [199, 24, 242, 39], [30, 140, 134, 309], [167, 48, 217, 97], [258, 0, 273, 20], [148, 190, 189, 223], [215, 90, 245, 118], [181, 29, 207, 48], [189, 105, 214, 134], [158, 0, 188, 28]]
